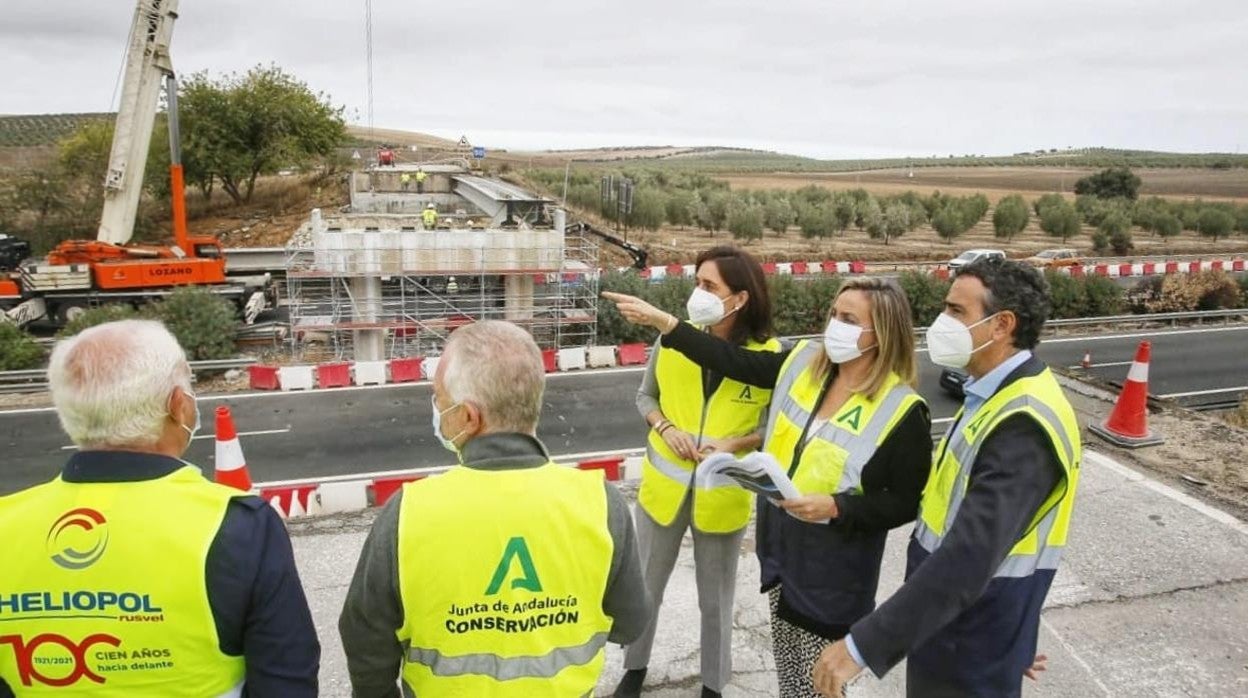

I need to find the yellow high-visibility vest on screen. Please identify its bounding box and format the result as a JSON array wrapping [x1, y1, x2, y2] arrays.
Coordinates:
[[915, 367, 1081, 578], [396, 463, 614, 697], [763, 340, 922, 496], [0, 466, 246, 697], [640, 334, 782, 533], [422, 208, 438, 227]]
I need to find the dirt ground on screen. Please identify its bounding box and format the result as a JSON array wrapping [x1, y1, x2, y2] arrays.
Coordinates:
[[1062, 374, 1248, 519], [719, 166, 1248, 203]]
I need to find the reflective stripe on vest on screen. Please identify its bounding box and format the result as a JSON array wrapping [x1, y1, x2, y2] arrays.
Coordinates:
[[914, 369, 1081, 579], [764, 340, 921, 495], [396, 463, 614, 696], [407, 631, 608, 680], [0, 466, 248, 697], [640, 335, 781, 533]]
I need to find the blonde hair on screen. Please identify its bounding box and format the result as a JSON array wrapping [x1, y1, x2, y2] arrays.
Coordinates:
[[809, 277, 917, 398]]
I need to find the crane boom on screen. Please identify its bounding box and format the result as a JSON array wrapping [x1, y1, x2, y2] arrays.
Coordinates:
[[97, 0, 180, 245]]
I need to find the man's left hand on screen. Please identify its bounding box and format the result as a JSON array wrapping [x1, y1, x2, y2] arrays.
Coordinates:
[[812, 640, 862, 697]]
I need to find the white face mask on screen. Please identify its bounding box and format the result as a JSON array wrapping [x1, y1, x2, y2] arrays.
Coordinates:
[[170, 389, 200, 452], [823, 318, 876, 364], [686, 287, 738, 326], [925, 312, 998, 369], [431, 396, 465, 453]]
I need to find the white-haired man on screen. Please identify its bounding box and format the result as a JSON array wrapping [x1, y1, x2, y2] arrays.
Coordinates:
[[0, 320, 319, 697], [340, 320, 650, 697]]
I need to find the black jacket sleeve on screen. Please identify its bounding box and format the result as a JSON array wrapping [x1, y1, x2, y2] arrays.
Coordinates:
[[848, 414, 1065, 678], [659, 321, 790, 389], [207, 497, 321, 697], [832, 402, 933, 533]]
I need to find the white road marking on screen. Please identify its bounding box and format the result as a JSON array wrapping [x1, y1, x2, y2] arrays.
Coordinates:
[[59, 428, 292, 451], [1156, 386, 1248, 399], [1039, 616, 1114, 697], [1085, 450, 1248, 536]]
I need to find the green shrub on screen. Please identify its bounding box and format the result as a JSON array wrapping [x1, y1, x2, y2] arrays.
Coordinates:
[[56, 304, 139, 338], [897, 270, 950, 327], [0, 323, 44, 370], [597, 270, 654, 345], [768, 275, 842, 336], [1044, 272, 1123, 318], [1146, 271, 1241, 312], [144, 287, 239, 360]]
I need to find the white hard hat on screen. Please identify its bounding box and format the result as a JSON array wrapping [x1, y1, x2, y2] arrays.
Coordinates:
[[426, 203, 435, 209]]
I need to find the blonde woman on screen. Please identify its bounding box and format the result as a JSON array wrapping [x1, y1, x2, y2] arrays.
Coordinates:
[[605, 277, 931, 697]]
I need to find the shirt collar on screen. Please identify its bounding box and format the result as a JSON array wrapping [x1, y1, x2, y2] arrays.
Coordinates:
[[963, 349, 1033, 404], [460, 433, 551, 471], [62, 450, 189, 483]]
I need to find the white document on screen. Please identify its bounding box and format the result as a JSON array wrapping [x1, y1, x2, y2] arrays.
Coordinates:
[[695, 451, 802, 502]]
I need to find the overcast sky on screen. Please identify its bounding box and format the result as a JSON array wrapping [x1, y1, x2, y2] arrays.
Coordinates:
[[4, 0, 1245, 158]]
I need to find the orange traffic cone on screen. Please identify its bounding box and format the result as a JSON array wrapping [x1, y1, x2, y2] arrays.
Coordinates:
[[214, 406, 254, 490], [1089, 341, 1164, 448]]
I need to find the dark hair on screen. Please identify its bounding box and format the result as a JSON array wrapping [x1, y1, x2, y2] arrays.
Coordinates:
[[695, 245, 773, 345], [957, 257, 1051, 350]]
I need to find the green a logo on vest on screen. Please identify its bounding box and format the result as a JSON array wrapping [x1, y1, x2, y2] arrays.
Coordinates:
[[836, 405, 863, 431], [967, 412, 990, 438], [485, 536, 543, 595], [738, 385, 753, 401]]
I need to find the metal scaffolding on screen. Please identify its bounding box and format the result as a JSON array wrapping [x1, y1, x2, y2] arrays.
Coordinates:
[[284, 208, 599, 361]]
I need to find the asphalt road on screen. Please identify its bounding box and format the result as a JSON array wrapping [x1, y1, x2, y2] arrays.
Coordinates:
[[3, 324, 1246, 494]]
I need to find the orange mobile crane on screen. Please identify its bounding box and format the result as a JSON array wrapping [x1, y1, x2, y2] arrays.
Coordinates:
[[1, 0, 266, 327]]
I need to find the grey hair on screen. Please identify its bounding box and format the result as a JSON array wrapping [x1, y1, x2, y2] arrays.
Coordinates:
[[48, 320, 191, 449], [441, 321, 545, 434]]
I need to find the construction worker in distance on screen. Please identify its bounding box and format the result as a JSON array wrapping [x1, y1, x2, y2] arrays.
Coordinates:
[[813, 258, 1082, 698], [415, 166, 427, 193], [339, 320, 650, 697], [400, 171, 411, 191], [0, 320, 320, 697], [422, 202, 438, 230]]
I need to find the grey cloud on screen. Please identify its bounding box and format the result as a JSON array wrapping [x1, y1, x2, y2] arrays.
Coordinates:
[[2, 0, 1245, 157]]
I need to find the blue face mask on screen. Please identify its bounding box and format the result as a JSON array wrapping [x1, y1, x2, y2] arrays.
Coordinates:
[[431, 396, 464, 453]]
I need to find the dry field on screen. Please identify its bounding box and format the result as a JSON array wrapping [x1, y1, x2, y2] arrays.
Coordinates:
[[719, 167, 1248, 203]]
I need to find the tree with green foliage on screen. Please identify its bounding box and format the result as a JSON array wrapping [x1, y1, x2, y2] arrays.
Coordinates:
[[1098, 211, 1133, 254], [830, 192, 857, 234], [727, 204, 765, 242], [992, 195, 1030, 240], [764, 198, 794, 236], [931, 207, 965, 242], [704, 191, 731, 233], [857, 195, 884, 235], [1154, 212, 1182, 239], [627, 188, 667, 231], [1235, 205, 1248, 235], [1033, 192, 1066, 216], [57, 304, 140, 338], [664, 189, 697, 228], [180, 64, 346, 204], [1197, 207, 1235, 241], [799, 204, 836, 239], [1040, 201, 1082, 243], [875, 201, 910, 245], [1074, 166, 1142, 200], [0, 323, 44, 370]]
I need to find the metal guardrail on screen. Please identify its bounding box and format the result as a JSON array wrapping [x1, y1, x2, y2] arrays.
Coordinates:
[[0, 358, 259, 396]]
